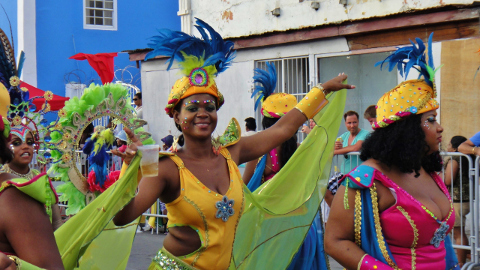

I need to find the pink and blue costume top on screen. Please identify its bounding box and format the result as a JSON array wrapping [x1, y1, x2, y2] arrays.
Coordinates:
[[342, 165, 459, 270]]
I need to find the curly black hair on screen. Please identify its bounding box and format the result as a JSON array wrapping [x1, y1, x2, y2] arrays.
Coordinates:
[[0, 135, 13, 164], [262, 117, 297, 167], [360, 113, 442, 177]]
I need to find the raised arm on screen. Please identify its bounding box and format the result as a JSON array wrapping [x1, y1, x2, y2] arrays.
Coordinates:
[[230, 74, 354, 165], [112, 128, 172, 226], [113, 162, 171, 226]]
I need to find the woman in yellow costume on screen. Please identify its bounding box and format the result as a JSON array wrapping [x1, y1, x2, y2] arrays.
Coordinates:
[[112, 19, 354, 270]]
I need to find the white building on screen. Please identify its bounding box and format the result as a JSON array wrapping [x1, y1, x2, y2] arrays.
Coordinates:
[[130, 0, 480, 145]]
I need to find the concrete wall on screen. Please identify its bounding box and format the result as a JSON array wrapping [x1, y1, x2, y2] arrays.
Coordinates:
[[189, 0, 477, 38]]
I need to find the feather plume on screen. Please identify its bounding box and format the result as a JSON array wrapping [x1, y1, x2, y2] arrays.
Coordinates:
[[82, 137, 95, 155], [375, 33, 436, 86], [145, 18, 235, 79], [251, 62, 277, 111]]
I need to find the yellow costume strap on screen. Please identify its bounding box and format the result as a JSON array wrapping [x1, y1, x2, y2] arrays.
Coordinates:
[[294, 84, 328, 119]]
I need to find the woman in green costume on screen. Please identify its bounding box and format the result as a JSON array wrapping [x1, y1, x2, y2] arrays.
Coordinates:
[[0, 83, 64, 270]]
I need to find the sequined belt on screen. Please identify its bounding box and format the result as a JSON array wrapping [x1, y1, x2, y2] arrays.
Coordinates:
[[148, 248, 198, 270]]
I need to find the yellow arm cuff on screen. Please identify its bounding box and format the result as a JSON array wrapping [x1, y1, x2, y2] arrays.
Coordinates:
[[294, 84, 328, 119]]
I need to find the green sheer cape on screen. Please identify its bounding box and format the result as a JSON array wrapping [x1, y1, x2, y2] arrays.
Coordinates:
[[229, 89, 346, 269], [54, 154, 142, 270]]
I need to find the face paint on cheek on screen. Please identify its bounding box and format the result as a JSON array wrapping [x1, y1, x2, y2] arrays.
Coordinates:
[[183, 117, 188, 130], [423, 120, 430, 130]]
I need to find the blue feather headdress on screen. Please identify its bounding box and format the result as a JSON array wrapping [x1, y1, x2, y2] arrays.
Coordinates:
[[251, 62, 277, 111], [144, 18, 236, 117], [145, 18, 235, 78], [251, 62, 297, 118], [375, 33, 440, 92]]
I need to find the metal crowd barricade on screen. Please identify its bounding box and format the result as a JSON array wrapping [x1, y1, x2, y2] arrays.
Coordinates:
[[333, 152, 480, 269]]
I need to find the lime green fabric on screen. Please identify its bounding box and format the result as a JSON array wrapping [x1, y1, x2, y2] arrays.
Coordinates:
[[229, 89, 346, 269], [54, 154, 142, 270], [5, 175, 56, 206]]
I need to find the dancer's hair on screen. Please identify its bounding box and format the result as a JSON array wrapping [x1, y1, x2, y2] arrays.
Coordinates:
[[262, 117, 297, 167], [360, 113, 442, 177], [0, 135, 13, 164]]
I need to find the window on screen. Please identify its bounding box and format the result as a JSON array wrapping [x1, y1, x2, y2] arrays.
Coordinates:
[[84, 0, 117, 30], [316, 52, 397, 134]]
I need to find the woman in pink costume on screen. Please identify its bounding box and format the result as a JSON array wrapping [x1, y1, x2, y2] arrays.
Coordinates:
[[325, 33, 459, 270]]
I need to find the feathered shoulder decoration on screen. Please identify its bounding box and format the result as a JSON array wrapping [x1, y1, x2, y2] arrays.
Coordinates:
[[375, 33, 440, 90], [251, 62, 277, 111]]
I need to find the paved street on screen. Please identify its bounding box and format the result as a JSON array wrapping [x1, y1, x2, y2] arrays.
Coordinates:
[[126, 228, 344, 270]]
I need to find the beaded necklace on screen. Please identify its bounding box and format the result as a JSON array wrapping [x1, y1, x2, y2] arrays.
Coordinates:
[[0, 164, 35, 180]]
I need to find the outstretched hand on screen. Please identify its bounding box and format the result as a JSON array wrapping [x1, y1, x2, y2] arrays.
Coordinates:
[[111, 127, 143, 165], [322, 73, 355, 94]]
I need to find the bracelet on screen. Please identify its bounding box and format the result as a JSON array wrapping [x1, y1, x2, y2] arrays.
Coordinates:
[[294, 83, 328, 119], [7, 255, 21, 270], [473, 147, 477, 155]]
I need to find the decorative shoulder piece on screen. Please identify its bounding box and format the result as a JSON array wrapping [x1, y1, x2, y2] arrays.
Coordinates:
[[213, 118, 241, 149], [342, 165, 375, 189]]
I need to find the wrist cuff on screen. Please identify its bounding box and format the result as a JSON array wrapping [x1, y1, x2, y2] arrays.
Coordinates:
[[294, 84, 328, 119]]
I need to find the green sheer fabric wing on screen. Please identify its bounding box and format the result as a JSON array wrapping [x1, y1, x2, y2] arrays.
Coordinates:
[[55, 155, 141, 270], [230, 89, 347, 269], [76, 217, 140, 270]]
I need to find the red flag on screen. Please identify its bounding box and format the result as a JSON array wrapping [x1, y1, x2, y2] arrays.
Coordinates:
[[70, 52, 118, 84]]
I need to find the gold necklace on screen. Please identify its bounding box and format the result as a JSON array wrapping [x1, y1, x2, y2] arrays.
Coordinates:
[[1, 164, 35, 180]]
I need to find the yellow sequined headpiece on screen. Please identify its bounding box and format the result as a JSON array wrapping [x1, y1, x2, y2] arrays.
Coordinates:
[[374, 79, 439, 129], [262, 93, 297, 118], [373, 33, 440, 129], [144, 19, 234, 118]]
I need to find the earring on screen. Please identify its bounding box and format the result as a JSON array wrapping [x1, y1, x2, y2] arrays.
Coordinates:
[[171, 136, 179, 152]]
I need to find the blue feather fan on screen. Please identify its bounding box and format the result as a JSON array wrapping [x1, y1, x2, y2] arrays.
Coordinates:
[[375, 33, 435, 86], [145, 18, 235, 75]]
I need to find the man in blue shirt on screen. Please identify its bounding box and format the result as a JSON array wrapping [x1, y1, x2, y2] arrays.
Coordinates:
[[459, 131, 480, 156], [334, 111, 370, 173]]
